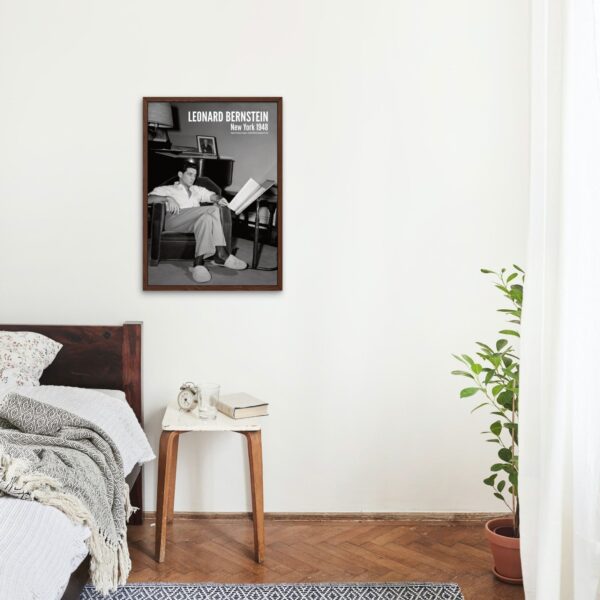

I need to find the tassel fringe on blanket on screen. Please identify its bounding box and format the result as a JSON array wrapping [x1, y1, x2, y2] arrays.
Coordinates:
[[0, 452, 134, 593]]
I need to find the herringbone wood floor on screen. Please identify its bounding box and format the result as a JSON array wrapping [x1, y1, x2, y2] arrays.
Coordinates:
[[128, 518, 524, 600]]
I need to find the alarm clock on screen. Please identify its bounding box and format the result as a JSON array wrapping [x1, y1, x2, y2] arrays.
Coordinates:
[[177, 382, 199, 412]]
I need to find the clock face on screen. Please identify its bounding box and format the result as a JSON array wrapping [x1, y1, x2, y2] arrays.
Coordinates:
[[178, 388, 197, 411]]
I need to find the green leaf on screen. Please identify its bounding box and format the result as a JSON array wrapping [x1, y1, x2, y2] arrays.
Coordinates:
[[509, 286, 523, 304], [460, 387, 480, 398], [471, 363, 483, 375], [470, 402, 488, 413], [507, 273, 518, 283], [490, 421, 502, 436], [492, 384, 504, 396], [496, 339, 508, 351], [480, 268, 494, 274], [497, 480, 506, 492], [499, 329, 520, 337], [494, 492, 505, 501], [461, 354, 475, 366], [490, 463, 504, 472], [513, 264, 524, 273], [504, 424, 518, 444], [476, 342, 494, 352], [483, 474, 497, 486], [498, 448, 513, 462], [451, 370, 474, 379], [509, 472, 518, 486], [489, 354, 502, 368], [452, 354, 469, 365], [486, 438, 500, 443], [498, 309, 521, 316], [497, 391, 514, 409]]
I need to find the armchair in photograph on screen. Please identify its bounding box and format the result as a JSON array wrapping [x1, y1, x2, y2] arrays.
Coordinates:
[[148, 176, 232, 266]]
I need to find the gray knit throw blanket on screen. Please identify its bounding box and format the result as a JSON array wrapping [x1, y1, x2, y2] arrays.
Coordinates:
[[0, 393, 133, 595]]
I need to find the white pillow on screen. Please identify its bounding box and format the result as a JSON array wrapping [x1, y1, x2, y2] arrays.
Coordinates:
[[0, 331, 62, 387]]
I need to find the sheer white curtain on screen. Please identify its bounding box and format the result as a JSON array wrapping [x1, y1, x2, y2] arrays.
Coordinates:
[[520, 0, 600, 598]]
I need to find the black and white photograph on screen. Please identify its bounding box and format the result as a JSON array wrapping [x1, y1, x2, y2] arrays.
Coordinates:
[[196, 135, 218, 157], [143, 97, 282, 291]]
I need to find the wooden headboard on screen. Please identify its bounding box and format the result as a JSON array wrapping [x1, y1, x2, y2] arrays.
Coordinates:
[[0, 322, 144, 524]]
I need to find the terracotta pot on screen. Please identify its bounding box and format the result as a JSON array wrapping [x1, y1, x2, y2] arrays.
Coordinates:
[[484, 517, 522, 584]]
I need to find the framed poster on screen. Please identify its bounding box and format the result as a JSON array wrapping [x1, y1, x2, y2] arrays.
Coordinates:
[[143, 97, 282, 291]]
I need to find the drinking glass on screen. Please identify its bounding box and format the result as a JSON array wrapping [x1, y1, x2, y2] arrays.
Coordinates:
[[197, 383, 219, 420]]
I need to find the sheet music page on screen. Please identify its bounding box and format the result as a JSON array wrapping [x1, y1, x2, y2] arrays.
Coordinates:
[[227, 178, 261, 213], [234, 180, 276, 215]]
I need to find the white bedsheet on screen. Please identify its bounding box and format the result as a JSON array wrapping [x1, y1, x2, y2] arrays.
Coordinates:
[[0, 386, 155, 600], [0, 497, 89, 600]]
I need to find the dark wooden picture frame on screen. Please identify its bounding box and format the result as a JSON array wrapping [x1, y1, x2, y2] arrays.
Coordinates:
[[143, 97, 282, 291], [196, 135, 218, 157]]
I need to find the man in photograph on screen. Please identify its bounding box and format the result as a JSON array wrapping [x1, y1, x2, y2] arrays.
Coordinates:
[[200, 139, 213, 154], [148, 163, 247, 283]]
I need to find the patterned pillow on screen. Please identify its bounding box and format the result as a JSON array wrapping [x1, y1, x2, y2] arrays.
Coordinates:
[[0, 331, 63, 387]]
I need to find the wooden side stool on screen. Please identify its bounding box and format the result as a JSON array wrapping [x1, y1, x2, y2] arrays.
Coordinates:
[[154, 405, 265, 563]]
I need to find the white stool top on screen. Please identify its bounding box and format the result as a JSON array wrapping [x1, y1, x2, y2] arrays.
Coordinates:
[[162, 404, 264, 432]]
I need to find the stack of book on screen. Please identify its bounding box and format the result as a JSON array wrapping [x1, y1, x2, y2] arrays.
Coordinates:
[[216, 393, 269, 419]]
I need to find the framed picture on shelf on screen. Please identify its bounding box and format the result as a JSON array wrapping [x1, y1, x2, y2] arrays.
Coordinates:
[[143, 97, 282, 291], [196, 135, 218, 157]]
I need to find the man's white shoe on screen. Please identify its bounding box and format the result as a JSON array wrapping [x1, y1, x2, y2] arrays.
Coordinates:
[[190, 265, 211, 283], [223, 255, 247, 270]]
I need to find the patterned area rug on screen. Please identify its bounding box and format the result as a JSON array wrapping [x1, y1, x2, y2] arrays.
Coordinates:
[[80, 582, 464, 600]]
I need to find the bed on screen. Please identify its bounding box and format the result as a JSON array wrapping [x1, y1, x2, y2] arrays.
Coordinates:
[[0, 323, 153, 600]]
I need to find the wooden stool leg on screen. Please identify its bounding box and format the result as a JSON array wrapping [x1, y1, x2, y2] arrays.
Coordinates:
[[155, 430, 180, 563], [242, 430, 265, 563], [167, 434, 179, 524]]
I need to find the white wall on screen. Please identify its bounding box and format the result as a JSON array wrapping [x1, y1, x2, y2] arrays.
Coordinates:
[[0, 0, 530, 513]]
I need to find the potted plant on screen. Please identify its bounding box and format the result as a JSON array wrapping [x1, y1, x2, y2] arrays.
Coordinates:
[[452, 266, 524, 584]]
